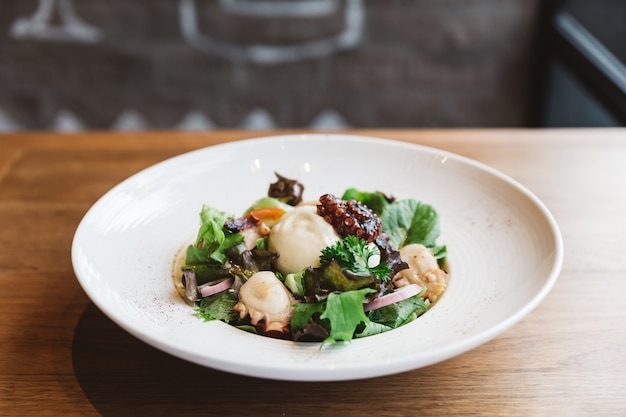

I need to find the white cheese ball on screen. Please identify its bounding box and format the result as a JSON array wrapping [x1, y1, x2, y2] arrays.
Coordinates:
[[269, 205, 340, 275]]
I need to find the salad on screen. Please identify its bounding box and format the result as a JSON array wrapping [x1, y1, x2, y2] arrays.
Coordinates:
[[177, 173, 448, 344]]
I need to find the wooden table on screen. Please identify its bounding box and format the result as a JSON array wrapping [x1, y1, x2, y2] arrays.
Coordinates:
[[1, 129, 625, 416]]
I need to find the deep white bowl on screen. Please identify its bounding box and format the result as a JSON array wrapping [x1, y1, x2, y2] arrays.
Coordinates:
[[72, 134, 563, 381]]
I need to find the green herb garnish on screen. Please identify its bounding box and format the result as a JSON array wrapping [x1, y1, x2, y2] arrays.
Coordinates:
[[320, 235, 392, 281]]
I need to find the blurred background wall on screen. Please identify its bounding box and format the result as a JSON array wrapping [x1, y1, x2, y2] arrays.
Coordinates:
[[0, 0, 620, 132], [0, 0, 544, 131]]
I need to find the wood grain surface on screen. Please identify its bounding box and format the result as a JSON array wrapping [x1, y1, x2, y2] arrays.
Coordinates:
[[1, 129, 625, 416]]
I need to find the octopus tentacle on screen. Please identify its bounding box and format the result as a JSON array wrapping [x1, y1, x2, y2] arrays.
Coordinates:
[[317, 194, 382, 242]]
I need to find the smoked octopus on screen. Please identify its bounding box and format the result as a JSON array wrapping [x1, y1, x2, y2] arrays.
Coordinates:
[[317, 193, 382, 243], [392, 243, 448, 302], [233, 271, 298, 335]]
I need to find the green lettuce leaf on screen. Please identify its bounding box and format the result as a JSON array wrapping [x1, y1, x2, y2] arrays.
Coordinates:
[[284, 270, 306, 297], [355, 321, 392, 338], [431, 244, 448, 267], [366, 295, 430, 329], [189, 205, 243, 264], [380, 199, 440, 248], [291, 302, 326, 331], [341, 188, 391, 215], [320, 288, 376, 343], [196, 290, 240, 323], [179, 261, 226, 285]]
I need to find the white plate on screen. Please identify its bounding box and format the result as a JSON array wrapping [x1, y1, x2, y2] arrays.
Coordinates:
[[71, 134, 563, 381]]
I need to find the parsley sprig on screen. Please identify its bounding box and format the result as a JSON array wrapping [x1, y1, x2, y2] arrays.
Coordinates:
[[320, 236, 392, 281]]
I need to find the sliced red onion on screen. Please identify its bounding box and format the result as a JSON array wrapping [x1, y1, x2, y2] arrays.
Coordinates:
[[198, 278, 234, 297], [363, 284, 422, 312]]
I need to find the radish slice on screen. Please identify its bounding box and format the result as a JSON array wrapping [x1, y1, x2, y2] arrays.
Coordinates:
[[198, 278, 234, 297], [363, 284, 422, 312]]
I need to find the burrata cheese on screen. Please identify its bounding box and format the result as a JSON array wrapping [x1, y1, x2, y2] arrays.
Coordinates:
[[268, 205, 340, 275]]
